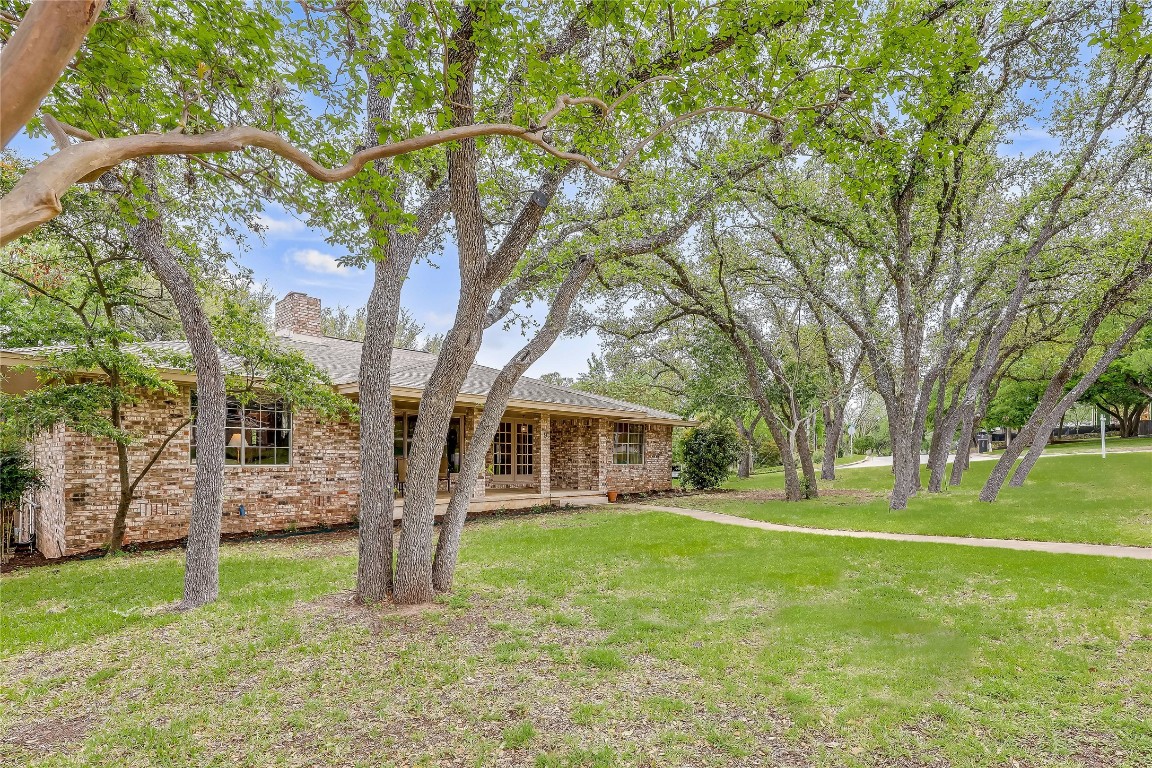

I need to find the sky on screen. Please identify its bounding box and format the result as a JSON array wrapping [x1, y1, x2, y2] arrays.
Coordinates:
[[250, 203, 601, 378], [8, 75, 1070, 382], [8, 131, 602, 380]]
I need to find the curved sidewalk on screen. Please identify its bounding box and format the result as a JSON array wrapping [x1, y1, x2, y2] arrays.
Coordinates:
[[628, 504, 1152, 560]]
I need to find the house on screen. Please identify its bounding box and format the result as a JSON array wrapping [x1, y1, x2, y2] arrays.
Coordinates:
[[1, 292, 690, 559]]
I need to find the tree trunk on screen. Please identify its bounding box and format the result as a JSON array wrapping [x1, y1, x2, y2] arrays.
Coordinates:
[[1009, 312, 1150, 487], [733, 414, 757, 479], [355, 245, 408, 603], [820, 403, 844, 481], [124, 168, 226, 609], [888, 409, 919, 510], [432, 255, 594, 592], [795, 419, 819, 498], [948, 405, 978, 486], [107, 409, 132, 554]]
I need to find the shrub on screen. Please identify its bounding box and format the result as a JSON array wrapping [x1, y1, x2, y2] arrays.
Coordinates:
[[0, 449, 43, 505], [681, 423, 740, 489]]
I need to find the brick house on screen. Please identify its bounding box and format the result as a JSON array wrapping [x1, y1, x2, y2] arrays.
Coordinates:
[[2, 293, 689, 559]]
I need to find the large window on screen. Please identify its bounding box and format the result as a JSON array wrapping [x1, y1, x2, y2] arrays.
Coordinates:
[[191, 393, 291, 466], [492, 421, 533, 477], [613, 422, 645, 465]]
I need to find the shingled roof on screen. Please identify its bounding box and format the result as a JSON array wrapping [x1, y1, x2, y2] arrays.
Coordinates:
[[2, 334, 690, 425]]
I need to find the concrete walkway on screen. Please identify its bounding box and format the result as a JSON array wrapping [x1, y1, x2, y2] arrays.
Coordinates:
[[851, 446, 1152, 469], [628, 504, 1152, 560]]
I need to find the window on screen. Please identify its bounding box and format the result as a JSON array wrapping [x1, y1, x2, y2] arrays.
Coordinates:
[[515, 422, 534, 476], [613, 422, 645, 465], [191, 393, 291, 466], [492, 422, 513, 475], [492, 421, 534, 477]]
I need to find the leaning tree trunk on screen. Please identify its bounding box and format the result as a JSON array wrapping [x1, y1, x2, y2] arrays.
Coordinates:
[[1008, 312, 1150, 488], [981, 263, 1152, 502], [432, 255, 594, 591], [948, 403, 979, 486], [124, 164, 226, 609]]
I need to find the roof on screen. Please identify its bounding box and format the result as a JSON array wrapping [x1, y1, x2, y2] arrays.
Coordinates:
[[1, 333, 692, 425]]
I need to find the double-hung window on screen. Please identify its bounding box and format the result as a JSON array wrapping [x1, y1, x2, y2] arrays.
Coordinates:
[[613, 422, 645, 465], [190, 392, 292, 465]]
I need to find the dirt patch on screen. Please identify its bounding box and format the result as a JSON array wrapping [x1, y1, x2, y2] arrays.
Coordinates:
[[1, 714, 91, 754]]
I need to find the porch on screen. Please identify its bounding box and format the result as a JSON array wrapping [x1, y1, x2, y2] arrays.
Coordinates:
[[392, 487, 608, 520]]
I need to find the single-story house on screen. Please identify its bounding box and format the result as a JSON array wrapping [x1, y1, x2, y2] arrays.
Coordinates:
[[1, 292, 690, 559]]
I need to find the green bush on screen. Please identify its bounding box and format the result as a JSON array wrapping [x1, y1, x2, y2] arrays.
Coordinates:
[[682, 423, 740, 489], [0, 448, 43, 505]]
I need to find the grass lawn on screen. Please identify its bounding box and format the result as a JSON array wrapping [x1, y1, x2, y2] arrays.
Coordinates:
[[988, 436, 1152, 456], [710, 452, 1152, 547], [3, 494, 1152, 766]]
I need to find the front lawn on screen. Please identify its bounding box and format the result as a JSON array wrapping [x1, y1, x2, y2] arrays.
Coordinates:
[[3, 503, 1152, 767], [710, 451, 1152, 546]]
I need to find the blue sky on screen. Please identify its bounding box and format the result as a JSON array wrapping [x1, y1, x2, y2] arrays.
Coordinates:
[[9, 131, 600, 379], [250, 203, 600, 377]]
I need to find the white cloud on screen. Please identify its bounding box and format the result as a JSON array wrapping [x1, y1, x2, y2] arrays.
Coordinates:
[[288, 248, 357, 276], [257, 213, 306, 236]]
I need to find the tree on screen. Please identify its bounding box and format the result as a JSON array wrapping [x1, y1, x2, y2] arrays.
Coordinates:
[[320, 304, 424, 347], [0, 176, 189, 553], [1080, 338, 1152, 438], [681, 423, 740, 490], [0, 447, 44, 563]]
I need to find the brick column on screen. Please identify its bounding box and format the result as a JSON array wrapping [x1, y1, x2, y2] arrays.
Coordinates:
[[596, 418, 609, 493], [538, 414, 550, 498], [31, 423, 67, 558]]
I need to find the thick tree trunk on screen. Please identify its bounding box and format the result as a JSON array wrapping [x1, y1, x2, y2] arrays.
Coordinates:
[[0, 0, 106, 148], [795, 419, 819, 498], [125, 174, 226, 609], [355, 245, 409, 603], [888, 407, 920, 510]]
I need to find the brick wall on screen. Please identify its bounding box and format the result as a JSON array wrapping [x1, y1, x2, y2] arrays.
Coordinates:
[[604, 422, 674, 493], [550, 418, 674, 494], [549, 417, 602, 491], [48, 385, 360, 556], [35, 388, 674, 557]]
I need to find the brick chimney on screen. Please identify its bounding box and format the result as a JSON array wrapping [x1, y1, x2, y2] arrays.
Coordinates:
[[274, 292, 323, 336]]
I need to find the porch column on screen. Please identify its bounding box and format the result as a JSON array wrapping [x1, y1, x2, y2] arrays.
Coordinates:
[[596, 418, 609, 493], [538, 414, 550, 498]]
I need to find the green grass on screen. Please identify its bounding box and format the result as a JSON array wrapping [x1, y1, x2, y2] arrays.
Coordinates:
[[2, 470, 1152, 766], [748, 453, 864, 477], [988, 436, 1152, 456], [712, 451, 1152, 546]]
